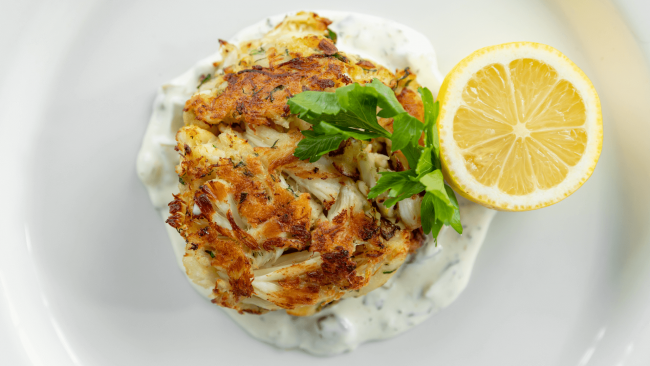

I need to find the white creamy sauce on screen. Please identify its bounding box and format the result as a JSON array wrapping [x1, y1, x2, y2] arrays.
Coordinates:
[[136, 11, 495, 356]]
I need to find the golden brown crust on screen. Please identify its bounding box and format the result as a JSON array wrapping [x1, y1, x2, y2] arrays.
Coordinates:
[[182, 133, 313, 253], [397, 87, 425, 122], [166, 194, 185, 230], [184, 54, 353, 128], [167, 12, 427, 315]]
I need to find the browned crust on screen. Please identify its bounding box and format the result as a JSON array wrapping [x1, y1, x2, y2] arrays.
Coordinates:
[[318, 247, 363, 289], [317, 38, 338, 55], [184, 53, 353, 127], [166, 194, 185, 229], [192, 153, 313, 252], [356, 60, 376, 69], [396, 87, 424, 122], [311, 209, 382, 254]]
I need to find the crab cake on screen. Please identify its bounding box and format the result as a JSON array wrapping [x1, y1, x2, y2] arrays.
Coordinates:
[[167, 12, 427, 316]]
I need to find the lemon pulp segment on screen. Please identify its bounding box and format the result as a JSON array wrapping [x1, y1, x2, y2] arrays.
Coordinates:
[[454, 59, 588, 196]]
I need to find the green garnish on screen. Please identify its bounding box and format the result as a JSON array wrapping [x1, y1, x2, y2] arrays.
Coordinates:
[[250, 47, 265, 55], [179, 177, 186, 185], [205, 250, 215, 258], [383, 269, 396, 274], [396, 67, 411, 82], [326, 28, 338, 44], [288, 78, 462, 239], [331, 53, 348, 63], [197, 74, 212, 89], [270, 139, 279, 149], [267, 85, 285, 102]]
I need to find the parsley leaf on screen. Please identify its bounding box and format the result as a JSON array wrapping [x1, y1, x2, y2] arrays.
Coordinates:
[[415, 146, 434, 177], [289, 77, 463, 240], [421, 192, 444, 238], [289, 88, 389, 138], [326, 28, 338, 44], [288, 81, 395, 160], [420, 170, 461, 234], [197, 74, 212, 89], [384, 182, 425, 207], [391, 112, 424, 151], [367, 170, 414, 199], [419, 87, 440, 166], [294, 131, 345, 163], [401, 142, 423, 171], [333, 83, 392, 136], [446, 185, 463, 234], [368, 170, 424, 207], [366, 78, 406, 118], [314, 121, 384, 140], [288, 91, 340, 118]]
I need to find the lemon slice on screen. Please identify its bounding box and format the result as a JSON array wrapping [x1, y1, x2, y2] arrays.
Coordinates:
[[437, 42, 602, 211]]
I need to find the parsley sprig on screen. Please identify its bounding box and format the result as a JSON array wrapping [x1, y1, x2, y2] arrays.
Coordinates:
[[288, 78, 462, 239]]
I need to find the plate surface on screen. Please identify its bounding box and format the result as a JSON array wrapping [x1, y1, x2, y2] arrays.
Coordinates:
[[1, 0, 649, 365]]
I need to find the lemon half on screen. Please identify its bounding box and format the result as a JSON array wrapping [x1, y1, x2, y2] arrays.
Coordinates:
[[437, 42, 602, 211]]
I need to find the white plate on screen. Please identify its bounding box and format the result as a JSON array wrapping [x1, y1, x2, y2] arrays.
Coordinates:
[[1, 0, 650, 365]]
